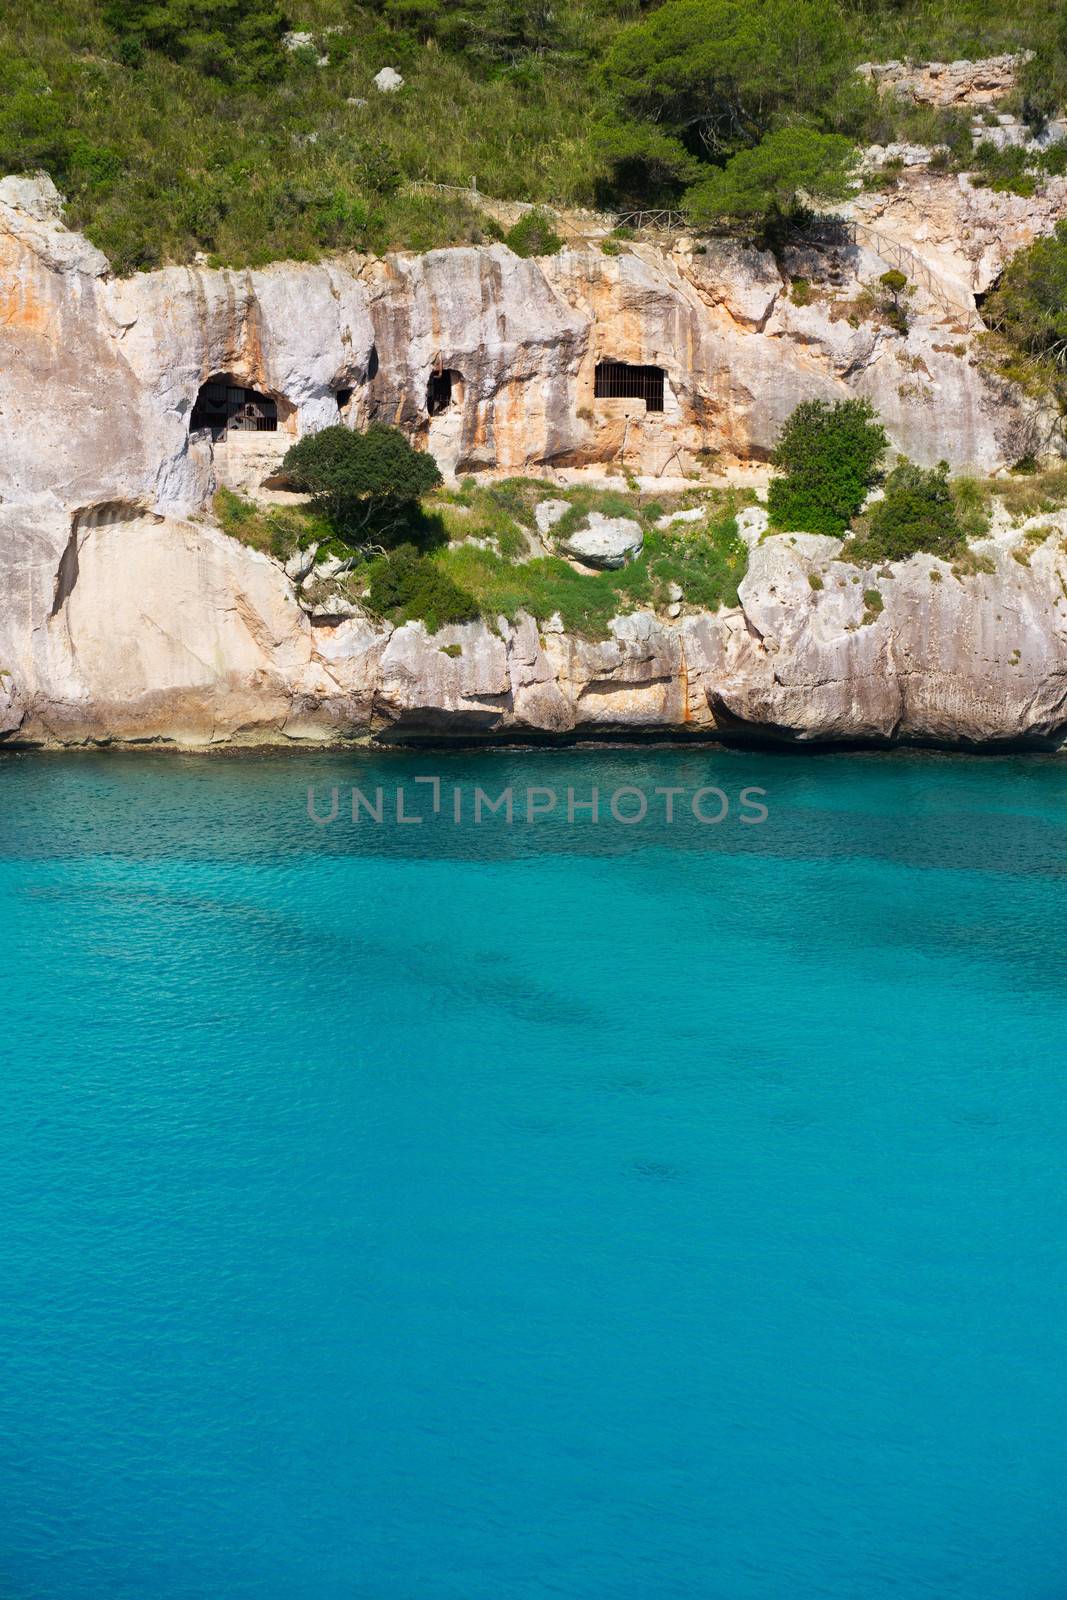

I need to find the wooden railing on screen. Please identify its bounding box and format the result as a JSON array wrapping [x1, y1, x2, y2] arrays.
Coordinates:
[[813, 216, 982, 327], [405, 182, 982, 325], [615, 209, 690, 234]]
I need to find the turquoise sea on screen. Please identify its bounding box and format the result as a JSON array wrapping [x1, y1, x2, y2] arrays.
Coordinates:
[[2, 747, 1066, 1599]]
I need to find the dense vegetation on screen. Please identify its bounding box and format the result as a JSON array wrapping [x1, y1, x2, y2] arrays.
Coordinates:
[[4, 0, 1067, 271], [848, 460, 966, 562], [213, 389, 1067, 636], [217, 472, 756, 636], [767, 399, 888, 536], [281, 422, 441, 536]]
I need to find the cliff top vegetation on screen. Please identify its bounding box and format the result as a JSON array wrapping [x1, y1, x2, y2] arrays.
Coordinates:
[[3, 0, 1067, 272]]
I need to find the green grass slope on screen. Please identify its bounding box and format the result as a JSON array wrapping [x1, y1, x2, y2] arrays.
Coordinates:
[[1, 0, 1065, 273]]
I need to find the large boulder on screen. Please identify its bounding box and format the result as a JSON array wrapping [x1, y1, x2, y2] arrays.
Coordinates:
[[559, 512, 644, 570]]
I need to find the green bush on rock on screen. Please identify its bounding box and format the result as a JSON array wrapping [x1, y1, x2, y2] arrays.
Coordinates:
[[848, 460, 966, 562], [767, 399, 888, 536], [281, 425, 442, 543], [365, 544, 478, 631], [504, 209, 564, 258]]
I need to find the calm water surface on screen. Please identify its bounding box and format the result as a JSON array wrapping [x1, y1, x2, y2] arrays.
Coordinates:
[[2, 747, 1066, 1599]]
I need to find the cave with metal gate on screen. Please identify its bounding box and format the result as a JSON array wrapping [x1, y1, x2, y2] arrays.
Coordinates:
[[190, 377, 279, 440], [593, 361, 665, 413]]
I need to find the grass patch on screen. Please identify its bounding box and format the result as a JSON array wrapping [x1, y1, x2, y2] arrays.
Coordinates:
[[212, 487, 330, 558], [644, 509, 749, 612], [988, 466, 1067, 522], [432, 543, 653, 637], [861, 587, 884, 624], [425, 498, 750, 636]]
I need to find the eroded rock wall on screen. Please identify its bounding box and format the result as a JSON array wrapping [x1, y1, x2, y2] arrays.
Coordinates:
[[10, 507, 1067, 750], [1, 170, 1047, 513], [3, 171, 1067, 751]]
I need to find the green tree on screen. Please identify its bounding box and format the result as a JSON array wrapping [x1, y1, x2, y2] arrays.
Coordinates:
[[591, 119, 703, 209], [768, 398, 888, 535], [103, 0, 289, 83], [684, 127, 856, 234], [372, 0, 570, 66], [849, 460, 965, 562], [984, 218, 1067, 366], [602, 0, 850, 157], [281, 425, 443, 540]]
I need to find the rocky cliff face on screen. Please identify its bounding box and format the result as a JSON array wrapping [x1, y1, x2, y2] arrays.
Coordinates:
[[856, 54, 1025, 107], [10, 498, 1067, 750], [2, 172, 1067, 752]]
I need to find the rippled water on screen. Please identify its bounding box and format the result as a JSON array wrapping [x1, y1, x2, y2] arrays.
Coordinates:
[[2, 747, 1066, 1599]]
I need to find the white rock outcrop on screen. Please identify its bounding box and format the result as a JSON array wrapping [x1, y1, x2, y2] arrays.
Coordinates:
[[559, 513, 644, 569], [2, 171, 1067, 750], [857, 54, 1026, 107]]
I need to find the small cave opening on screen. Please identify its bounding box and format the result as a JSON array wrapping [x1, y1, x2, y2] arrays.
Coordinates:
[[972, 270, 1001, 317], [367, 345, 380, 381], [190, 376, 279, 439], [427, 368, 462, 417], [335, 386, 354, 411], [594, 360, 665, 413]]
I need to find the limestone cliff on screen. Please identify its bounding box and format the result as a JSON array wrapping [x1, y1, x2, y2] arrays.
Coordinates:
[[2, 172, 1067, 752]]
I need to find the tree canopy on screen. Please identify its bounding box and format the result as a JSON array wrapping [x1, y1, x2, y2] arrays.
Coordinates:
[[103, 0, 288, 82], [684, 128, 856, 232], [768, 399, 888, 536], [602, 0, 852, 156], [281, 424, 443, 538]]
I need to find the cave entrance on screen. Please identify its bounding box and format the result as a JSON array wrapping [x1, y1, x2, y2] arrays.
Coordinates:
[[594, 360, 665, 413], [190, 376, 279, 440], [427, 368, 461, 416]]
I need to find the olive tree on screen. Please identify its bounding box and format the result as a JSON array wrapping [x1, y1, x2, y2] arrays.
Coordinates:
[[281, 424, 443, 542]]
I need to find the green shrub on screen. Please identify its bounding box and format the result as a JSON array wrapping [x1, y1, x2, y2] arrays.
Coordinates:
[[646, 511, 749, 611], [365, 545, 477, 632], [684, 127, 856, 236], [767, 399, 888, 536], [876, 268, 910, 333], [281, 425, 442, 541], [984, 219, 1067, 369], [971, 140, 1040, 197], [848, 460, 966, 562], [951, 474, 992, 540], [504, 209, 564, 258]]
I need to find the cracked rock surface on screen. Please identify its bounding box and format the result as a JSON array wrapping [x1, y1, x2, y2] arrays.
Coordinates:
[[2, 172, 1067, 750]]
